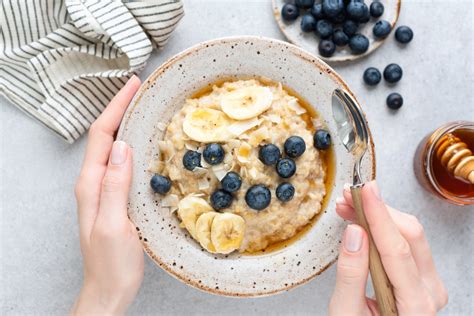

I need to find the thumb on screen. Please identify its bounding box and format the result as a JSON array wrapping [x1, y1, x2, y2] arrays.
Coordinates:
[[329, 224, 371, 316], [97, 141, 132, 228]]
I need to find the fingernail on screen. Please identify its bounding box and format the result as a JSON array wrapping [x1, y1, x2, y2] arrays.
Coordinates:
[[344, 224, 363, 253], [344, 183, 351, 191], [110, 141, 128, 165], [336, 197, 345, 205], [369, 180, 381, 200]]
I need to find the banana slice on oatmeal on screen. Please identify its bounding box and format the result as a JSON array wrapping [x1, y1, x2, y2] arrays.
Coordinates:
[[182, 108, 234, 143], [195, 212, 219, 253], [211, 213, 246, 254], [177, 196, 213, 239], [220, 86, 273, 120]]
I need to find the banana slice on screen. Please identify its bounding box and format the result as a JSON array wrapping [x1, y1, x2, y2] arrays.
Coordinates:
[[182, 108, 234, 143], [211, 213, 246, 254], [220, 86, 273, 120], [177, 196, 213, 239], [195, 212, 219, 253]]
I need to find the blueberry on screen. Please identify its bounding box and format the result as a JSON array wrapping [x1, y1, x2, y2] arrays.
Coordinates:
[[333, 29, 349, 46], [370, 2, 384, 17], [373, 20, 391, 38], [342, 20, 359, 36], [363, 67, 381, 86], [245, 185, 272, 210], [395, 26, 413, 43], [284, 136, 306, 158], [346, 1, 366, 20], [386, 93, 403, 110], [259, 144, 281, 165], [281, 3, 299, 21], [276, 182, 295, 202], [314, 129, 331, 150], [383, 63, 403, 83], [322, 0, 344, 18], [330, 11, 346, 24], [210, 189, 233, 210], [301, 13, 317, 32], [150, 174, 171, 194], [318, 39, 336, 57], [349, 34, 369, 54], [296, 0, 315, 9], [310, 3, 325, 19], [316, 20, 334, 38], [221, 172, 242, 193], [276, 158, 297, 178], [182, 150, 201, 171], [203, 143, 224, 165]]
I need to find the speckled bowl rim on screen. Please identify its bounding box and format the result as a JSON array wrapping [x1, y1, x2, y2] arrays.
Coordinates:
[[271, 0, 401, 63], [118, 36, 376, 297]]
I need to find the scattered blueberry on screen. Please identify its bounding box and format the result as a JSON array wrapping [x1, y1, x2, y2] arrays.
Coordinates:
[[301, 13, 317, 32], [281, 3, 299, 21], [333, 29, 349, 46], [182, 150, 201, 171], [318, 39, 336, 57], [314, 129, 331, 150], [210, 189, 233, 210], [322, 0, 344, 18], [276, 182, 295, 202], [395, 26, 414, 44], [150, 174, 171, 194], [245, 185, 272, 210], [386, 93, 403, 110], [373, 20, 391, 38], [310, 3, 325, 19], [370, 2, 384, 17], [349, 34, 369, 54], [276, 158, 297, 178], [346, 1, 366, 20], [284, 136, 306, 158], [296, 0, 315, 9], [342, 20, 359, 36], [316, 20, 334, 38], [221, 172, 242, 193], [383, 63, 403, 83], [259, 144, 281, 165], [363, 67, 382, 86], [203, 143, 224, 165]]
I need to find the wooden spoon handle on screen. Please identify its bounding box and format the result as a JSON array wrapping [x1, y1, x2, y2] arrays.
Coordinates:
[[351, 186, 398, 316]]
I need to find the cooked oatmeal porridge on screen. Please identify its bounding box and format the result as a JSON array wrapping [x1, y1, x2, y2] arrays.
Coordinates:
[[149, 79, 331, 254]]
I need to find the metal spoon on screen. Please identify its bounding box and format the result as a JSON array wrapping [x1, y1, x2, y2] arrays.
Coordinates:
[[332, 89, 398, 316]]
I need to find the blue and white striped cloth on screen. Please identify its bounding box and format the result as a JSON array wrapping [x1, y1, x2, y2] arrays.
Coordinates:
[[0, 0, 184, 143]]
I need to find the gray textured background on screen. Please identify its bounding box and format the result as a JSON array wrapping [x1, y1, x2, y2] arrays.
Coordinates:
[[1, 0, 473, 315]]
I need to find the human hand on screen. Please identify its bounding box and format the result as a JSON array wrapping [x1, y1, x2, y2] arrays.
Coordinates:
[[72, 76, 144, 316], [329, 181, 448, 316]]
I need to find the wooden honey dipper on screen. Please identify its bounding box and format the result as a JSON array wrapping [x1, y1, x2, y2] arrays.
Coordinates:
[[435, 133, 474, 184]]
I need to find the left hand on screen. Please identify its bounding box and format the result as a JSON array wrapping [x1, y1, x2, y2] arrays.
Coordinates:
[[71, 76, 144, 315]]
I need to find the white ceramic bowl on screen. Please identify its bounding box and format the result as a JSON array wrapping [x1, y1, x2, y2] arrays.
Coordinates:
[[272, 0, 401, 62], [117, 36, 375, 297]]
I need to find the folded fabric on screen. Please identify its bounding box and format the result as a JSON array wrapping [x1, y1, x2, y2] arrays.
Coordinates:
[[0, 0, 184, 143]]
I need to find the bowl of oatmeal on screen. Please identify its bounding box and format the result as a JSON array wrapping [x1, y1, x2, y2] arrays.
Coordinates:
[[117, 36, 375, 296]]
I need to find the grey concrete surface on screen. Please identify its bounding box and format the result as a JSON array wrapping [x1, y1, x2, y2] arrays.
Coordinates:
[[1, 0, 473, 315]]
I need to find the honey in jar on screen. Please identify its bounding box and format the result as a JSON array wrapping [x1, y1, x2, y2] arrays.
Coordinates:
[[414, 121, 474, 205]]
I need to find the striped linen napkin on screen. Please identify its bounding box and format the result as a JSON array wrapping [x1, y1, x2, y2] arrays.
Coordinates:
[[0, 0, 184, 143]]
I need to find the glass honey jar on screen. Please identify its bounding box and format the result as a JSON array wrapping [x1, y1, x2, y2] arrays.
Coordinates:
[[414, 121, 474, 205]]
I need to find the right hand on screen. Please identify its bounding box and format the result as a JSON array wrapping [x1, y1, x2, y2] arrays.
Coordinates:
[[329, 181, 448, 316]]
